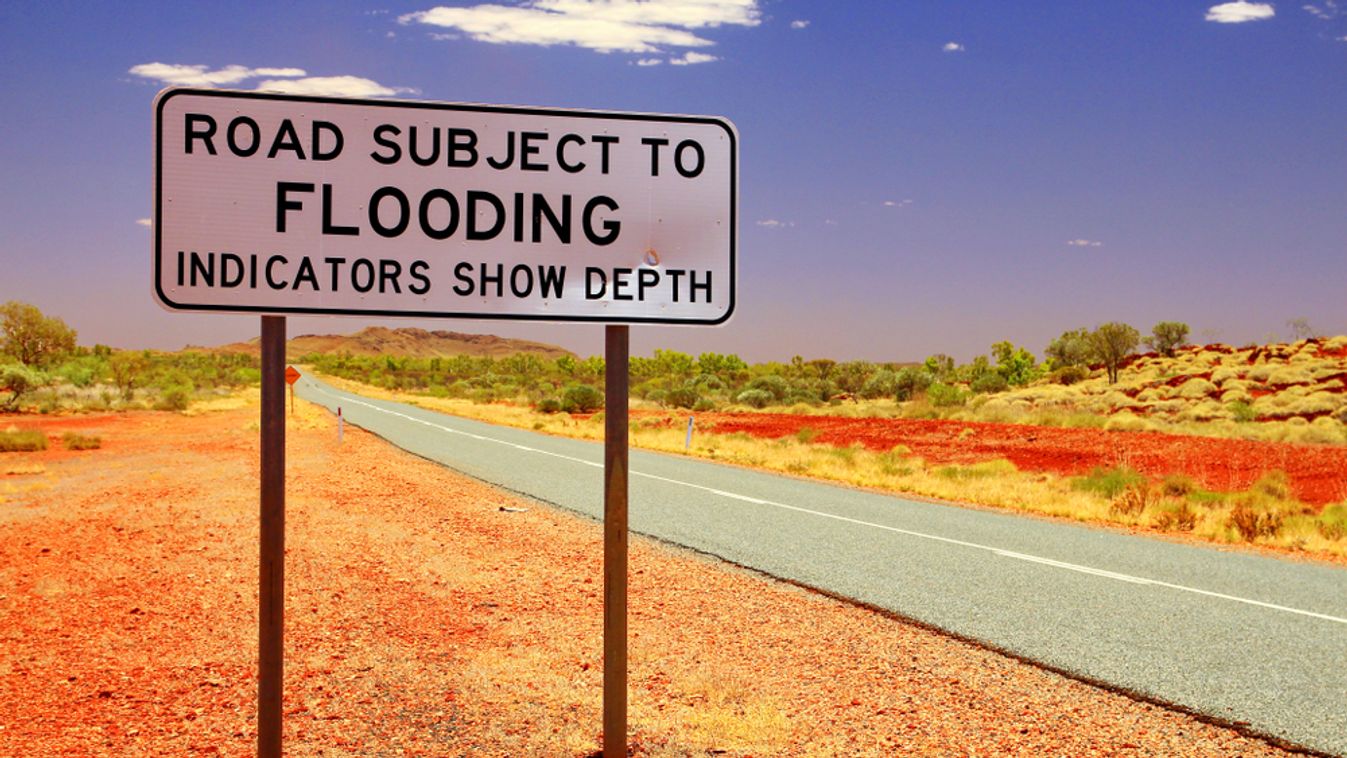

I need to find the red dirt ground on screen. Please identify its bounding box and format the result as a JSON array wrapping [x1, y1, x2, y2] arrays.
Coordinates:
[[666, 412, 1347, 506], [0, 407, 1294, 755]]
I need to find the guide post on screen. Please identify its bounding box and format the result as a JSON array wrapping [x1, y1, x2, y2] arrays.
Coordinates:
[[258, 317, 286, 758], [603, 325, 629, 756]]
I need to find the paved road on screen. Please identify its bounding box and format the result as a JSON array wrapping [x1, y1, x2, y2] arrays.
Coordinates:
[[298, 376, 1347, 755]]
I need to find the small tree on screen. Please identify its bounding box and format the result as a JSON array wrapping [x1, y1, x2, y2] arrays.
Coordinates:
[[108, 352, 150, 402], [990, 341, 1041, 386], [1, 363, 48, 410], [1145, 321, 1189, 357], [1089, 322, 1140, 384], [1045, 328, 1092, 369], [1, 301, 76, 368], [1286, 317, 1319, 341]]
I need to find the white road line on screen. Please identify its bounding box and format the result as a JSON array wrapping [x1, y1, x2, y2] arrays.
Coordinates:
[[308, 382, 1347, 627]]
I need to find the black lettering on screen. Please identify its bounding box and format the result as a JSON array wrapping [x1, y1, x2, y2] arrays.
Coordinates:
[[189, 252, 214, 287], [557, 134, 585, 173], [593, 135, 618, 174], [467, 191, 505, 240], [690, 270, 712, 303], [452, 261, 474, 295], [532, 193, 571, 243], [582, 196, 621, 246], [379, 260, 402, 294], [265, 255, 288, 289], [668, 269, 685, 302], [292, 257, 319, 290], [322, 184, 359, 236], [538, 265, 565, 298], [675, 139, 704, 178], [637, 268, 659, 300], [509, 264, 533, 297], [513, 192, 525, 243], [479, 263, 504, 297], [418, 189, 459, 240], [520, 131, 547, 171], [276, 182, 314, 233], [267, 119, 305, 159], [325, 257, 346, 290], [612, 268, 633, 301], [408, 260, 431, 295], [408, 125, 440, 166], [220, 253, 245, 287], [370, 124, 401, 164], [585, 267, 607, 299], [350, 259, 375, 292], [486, 131, 515, 170], [177, 251, 185, 286], [227, 116, 260, 157], [447, 128, 478, 167], [249, 254, 258, 288], [369, 186, 410, 238], [641, 137, 669, 176], [313, 121, 343, 160], [185, 114, 217, 155]]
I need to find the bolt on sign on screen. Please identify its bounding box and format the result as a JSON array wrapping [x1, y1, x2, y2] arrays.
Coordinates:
[[153, 89, 737, 324]]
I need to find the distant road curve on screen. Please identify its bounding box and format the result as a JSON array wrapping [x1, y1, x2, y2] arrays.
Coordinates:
[[298, 376, 1347, 755]]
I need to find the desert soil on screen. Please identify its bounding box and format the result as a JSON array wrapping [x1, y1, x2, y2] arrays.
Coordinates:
[[0, 405, 1297, 756], [677, 411, 1347, 506]]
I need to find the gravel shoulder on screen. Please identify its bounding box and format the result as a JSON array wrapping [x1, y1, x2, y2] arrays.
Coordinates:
[[0, 403, 1299, 755]]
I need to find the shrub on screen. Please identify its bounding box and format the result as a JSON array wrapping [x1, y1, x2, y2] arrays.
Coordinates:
[[1228, 504, 1283, 541], [1160, 474, 1197, 497], [1048, 365, 1091, 386], [0, 428, 47, 452], [666, 386, 700, 409], [795, 427, 818, 444], [745, 375, 789, 402], [1318, 505, 1347, 541], [537, 397, 562, 414], [970, 372, 1009, 394], [1, 363, 48, 410], [1251, 471, 1291, 501], [860, 369, 900, 400], [1228, 401, 1256, 423], [155, 387, 191, 411], [692, 397, 718, 412], [736, 389, 773, 409], [61, 432, 101, 450], [892, 367, 932, 401], [1153, 501, 1198, 531], [1110, 484, 1154, 516], [560, 383, 604, 413], [1145, 321, 1190, 357], [1072, 466, 1145, 499], [927, 382, 968, 408]]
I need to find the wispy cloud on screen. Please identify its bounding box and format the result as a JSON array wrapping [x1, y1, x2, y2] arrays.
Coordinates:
[[883, 199, 913, 208], [942, 41, 965, 52], [400, 0, 760, 61], [634, 57, 663, 66], [1066, 239, 1103, 248], [1303, 1, 1340, 19], [756, 218, 794, 228], [1205, 1, 1276, 23], [790, 19, 809, 29], [129, 63, 414, 97], [136, 218, 152, 228], [670, 50, 717, 65]]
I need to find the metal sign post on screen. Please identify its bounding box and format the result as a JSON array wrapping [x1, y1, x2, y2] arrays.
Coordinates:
[[603, 325, 630, 756], [285, 365, 301, 415], [258, 317, 286, 758]]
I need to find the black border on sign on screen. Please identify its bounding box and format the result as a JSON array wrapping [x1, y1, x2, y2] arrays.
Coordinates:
[[152, 87, 738, 326]]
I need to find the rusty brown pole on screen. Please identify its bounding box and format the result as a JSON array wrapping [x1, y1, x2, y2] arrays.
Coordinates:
[[603, 324, 629, 757], [259, 316, 286, 758]]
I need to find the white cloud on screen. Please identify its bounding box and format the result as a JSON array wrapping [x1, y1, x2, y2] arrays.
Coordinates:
[[669, 50, 717, 64], [756, 218, 794, 228], [1066, 239, 1103, 247], [1303, 1, 1339, 19], [824, 218, 837, 226], [400, 0, 759, 57], [1205, 1, 1276, 23], [128, 63, 307, 87], [255, 76, 416, 98], [635, 57, 663, 65], [882, 199, 913, 208], [136, 218, 152, 228], [790, 19, 809, 29], [129, 63, 412, 97], [942, 41, 965, 52]]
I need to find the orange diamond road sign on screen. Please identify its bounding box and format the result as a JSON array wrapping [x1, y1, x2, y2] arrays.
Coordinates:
[[285, 366, 301, 385]]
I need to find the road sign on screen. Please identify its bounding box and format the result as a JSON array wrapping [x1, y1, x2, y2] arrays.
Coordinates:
[[285, 366, 301, 385], [154, 88, 737, 325]]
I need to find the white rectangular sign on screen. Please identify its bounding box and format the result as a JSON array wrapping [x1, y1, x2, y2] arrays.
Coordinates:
[[154, 89, 736, 325]]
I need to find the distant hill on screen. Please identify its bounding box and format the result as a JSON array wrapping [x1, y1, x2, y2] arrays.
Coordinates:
[[206, 326, 573, 360]]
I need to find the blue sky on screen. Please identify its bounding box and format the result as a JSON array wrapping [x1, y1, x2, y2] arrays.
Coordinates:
[[2, 1, 1344, 362]]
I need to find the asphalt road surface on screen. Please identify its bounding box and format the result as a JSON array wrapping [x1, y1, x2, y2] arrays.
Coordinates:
[[298, 376, 1347, 755]]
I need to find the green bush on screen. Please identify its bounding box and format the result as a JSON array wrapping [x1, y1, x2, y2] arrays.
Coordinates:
[[970, 372, 1009, 394], [1317, 504, 1347, 541], [692, 397, 718, 412], [1228, 401, 1256, 423], [736, 389, 773, 409], [155, 387, 191, 411], [0, 428, 48, 452], [560, 384, 604, 413], [745, 375, 789, 402], [1, 363, 48, 410], [537, 397, 562, 414], [61, 432, 101, 450], [927, 382, 969, 407], [1049, 365, 1091, 386], [1072, 466, 1146, 499], [893, 367, 932, 401], [666, 386, 700, 409]]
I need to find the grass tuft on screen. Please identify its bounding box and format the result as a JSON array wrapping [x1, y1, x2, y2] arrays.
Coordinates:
[[0, 429, 48, 452], [60, 432, 101, 450], [1071, 466, 1145, 499]]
